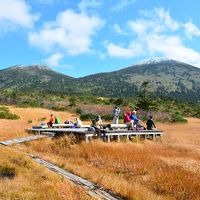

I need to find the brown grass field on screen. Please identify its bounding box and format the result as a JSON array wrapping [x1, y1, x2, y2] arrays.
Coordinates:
[[0, 147, 92, 200], [0, 106, 200, 199], [0, 106, 78, 140]]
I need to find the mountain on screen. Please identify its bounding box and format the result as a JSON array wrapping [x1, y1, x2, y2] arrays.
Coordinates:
[[0, 64, 75, 94], [0, 60, 200, 101], [76, 59, 200, 101]]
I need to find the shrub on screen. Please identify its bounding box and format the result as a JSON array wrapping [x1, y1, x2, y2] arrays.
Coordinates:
[[28, 120, 32, 124], [101, 114, 113, 120], [171, 112, 187, 123], [76, 107, 83, 115], [193, 111, 200, 118], [114, 98, 124, 106], [0, 165, 16, 179], [51, 106, 66, 111], [18, 99, 41, 107], [38, 117, 47, 122], [80, 113, 95, 120], [0, 106, 20, 120], [0, 111, 20, 120], [69, 97, 76, 107], [0, 107, 9, 112]]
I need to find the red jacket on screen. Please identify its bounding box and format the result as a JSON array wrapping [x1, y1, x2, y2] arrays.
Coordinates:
[[124, 114, 131, 123], [49, 117, 54, 123]]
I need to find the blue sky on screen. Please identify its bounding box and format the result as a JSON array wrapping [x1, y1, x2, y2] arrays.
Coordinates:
[[1, 0, 200, 77]]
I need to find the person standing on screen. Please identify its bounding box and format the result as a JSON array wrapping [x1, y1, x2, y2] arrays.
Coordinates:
[[112, 106, 121, 124], [146, 116, 156, 130]]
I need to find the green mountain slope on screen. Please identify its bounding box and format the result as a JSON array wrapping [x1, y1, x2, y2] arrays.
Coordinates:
[[0, 60, 200, 101]]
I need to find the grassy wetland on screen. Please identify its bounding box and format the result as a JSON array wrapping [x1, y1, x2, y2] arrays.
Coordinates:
[[0, 106, 200, 199]]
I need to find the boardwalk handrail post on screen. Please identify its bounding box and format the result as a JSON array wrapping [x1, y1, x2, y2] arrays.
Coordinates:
[[85, 135, 89, 143], [117, 135, 120, 142], [107, 135, 110, 143], [126, 134, 129, 142]]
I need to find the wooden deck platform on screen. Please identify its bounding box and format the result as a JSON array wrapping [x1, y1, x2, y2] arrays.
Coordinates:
[[26, 126, 164, 143]]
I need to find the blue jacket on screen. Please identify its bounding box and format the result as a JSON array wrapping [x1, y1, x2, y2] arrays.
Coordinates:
[[130, 114, 139, 123]]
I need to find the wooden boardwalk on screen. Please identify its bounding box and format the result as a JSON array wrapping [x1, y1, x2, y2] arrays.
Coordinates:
[[0, 137, 123, 200], [29, 154, 123, 200], [0, 135, 49, 146]]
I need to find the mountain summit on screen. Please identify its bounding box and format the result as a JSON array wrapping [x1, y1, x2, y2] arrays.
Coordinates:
[[0, 60, 200, 101], [6, 64, 52, 71], [0, 64, 74, 94]]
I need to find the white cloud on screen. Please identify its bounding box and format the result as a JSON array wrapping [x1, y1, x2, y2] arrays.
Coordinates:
[[155, 7, 179, 31], [44, 52, 63, 66], [0, 0, 39, 31], [106, 42, 143, 58], [113, 24, 127, 35], [184, 22, 200, 39], [147, 34, 200, 65], [78, 0, 103, 12], [112, 0, 135, 11], [128, 7, 179, 36], [106, 7, 200, 66], [43, 52, 74, 71], [29, 9, 104, 55], [128, 20, 152, 35]]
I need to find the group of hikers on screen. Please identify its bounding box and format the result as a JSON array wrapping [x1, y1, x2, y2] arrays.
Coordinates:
[[112, 106, 156, 130], [47, 106, 156, 131], [47, 114, 82, 128]]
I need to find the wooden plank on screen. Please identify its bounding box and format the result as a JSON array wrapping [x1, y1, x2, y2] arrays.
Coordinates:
[[52, 124, 74, 128], [109, 124, 127, 128], [105, 131, 164, 136], [81, 125, 91, 128], [106, 129, 163, 133], [52, 124, 91, 128], [27, 128, 88, 133], [32, 125, 48, 129], [41, 132, 56, 137]]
